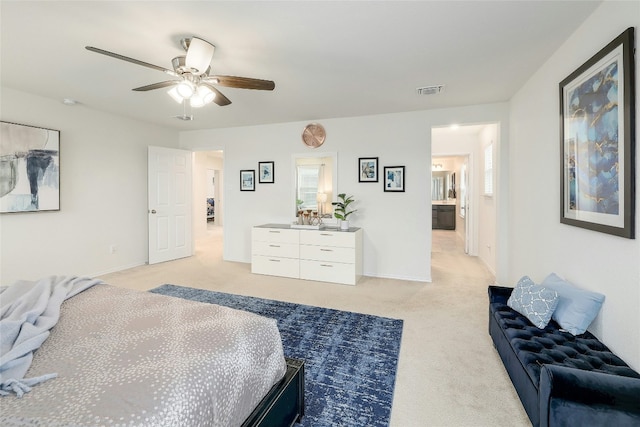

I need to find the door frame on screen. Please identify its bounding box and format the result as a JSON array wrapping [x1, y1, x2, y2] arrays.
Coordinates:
[[431, 152, 477, 256]]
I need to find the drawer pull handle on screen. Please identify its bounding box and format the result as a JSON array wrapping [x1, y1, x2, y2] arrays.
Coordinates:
[[320, 249, 333, 252], [320, 233, 333, 236], [269, 259, 281, 262], [268, 231, 280, 233], [269, 244, 281, 248], [320, 264, 333, 268]]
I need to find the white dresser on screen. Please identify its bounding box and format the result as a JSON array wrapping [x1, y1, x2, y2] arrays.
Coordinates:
[[252, 224, 363, 285]]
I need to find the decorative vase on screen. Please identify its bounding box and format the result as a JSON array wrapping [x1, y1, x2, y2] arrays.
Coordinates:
[[340, 219, 350, 231]]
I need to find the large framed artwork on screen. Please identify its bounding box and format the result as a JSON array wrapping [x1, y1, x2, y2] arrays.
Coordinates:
[[1, 121, 60, 213], [560, 27, 635, 239]]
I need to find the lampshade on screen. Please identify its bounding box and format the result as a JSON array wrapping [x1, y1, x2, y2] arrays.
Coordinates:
[[167, 87, 184, 104], [176, 80, 195, 99], [185, 37, 215, 75], [316, 192, 327, 203], [190, 85, 216, 108]]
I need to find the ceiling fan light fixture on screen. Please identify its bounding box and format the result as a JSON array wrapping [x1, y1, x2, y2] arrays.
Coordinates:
[[185, 37, 215, 75], [167, 86, 184, 104], [176, 80, 195, 98], [190, 85, 215, 108]]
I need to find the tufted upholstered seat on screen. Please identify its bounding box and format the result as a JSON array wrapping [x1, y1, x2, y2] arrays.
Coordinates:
[[489, 285, 640, 427], [493, 302, 640, 386]]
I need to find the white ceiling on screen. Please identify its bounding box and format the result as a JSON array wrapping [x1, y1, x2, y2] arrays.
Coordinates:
[[1, 1, 601, 131]]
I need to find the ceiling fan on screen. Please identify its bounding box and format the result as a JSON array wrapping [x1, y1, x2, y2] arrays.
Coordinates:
[[85, 37, 275, 111]]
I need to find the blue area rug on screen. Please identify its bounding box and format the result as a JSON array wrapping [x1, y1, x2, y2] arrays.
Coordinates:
[[150, 284, 403, 427]]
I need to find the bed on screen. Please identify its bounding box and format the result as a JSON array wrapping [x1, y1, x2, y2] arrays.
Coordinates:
[[0, 282, 304, 426]]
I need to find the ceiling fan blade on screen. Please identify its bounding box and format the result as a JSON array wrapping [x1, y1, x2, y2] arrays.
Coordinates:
[[185, 37, 215, 75], [85, 46, 178, 77], [210, 75, 275, 90], [201, 82, 231, 106], [132, 81, 179, 91]]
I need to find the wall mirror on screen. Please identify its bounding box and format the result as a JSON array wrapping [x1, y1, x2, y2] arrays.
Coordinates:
[[432, 170, 454, 201], [292, 152, 337, 217]]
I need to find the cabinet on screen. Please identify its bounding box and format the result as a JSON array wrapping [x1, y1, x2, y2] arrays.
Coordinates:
[[252, 224, 363, 285], [432, 205, 456, 230], [251, 226, 300, 279]]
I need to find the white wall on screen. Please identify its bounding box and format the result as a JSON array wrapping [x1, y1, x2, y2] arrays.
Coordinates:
[[508, 2, 639, 369], [181, 103, 509, 282], [0, 88, 179, 284], [478, 125, 498, 273], [193, 152, 209, 240]]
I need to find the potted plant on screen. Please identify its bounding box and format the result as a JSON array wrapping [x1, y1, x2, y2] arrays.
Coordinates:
[[332, 193, 356, 230], [295, 199, 305, 224]]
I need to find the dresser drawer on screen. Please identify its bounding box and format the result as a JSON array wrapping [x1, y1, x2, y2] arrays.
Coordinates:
[[299, 230, 355, 247], [299, 245, 355, 263], [253, 227, 299, 244], [253, 241, 299, 258], [300, 260, 356, 285], [252, 255, 299, 279]]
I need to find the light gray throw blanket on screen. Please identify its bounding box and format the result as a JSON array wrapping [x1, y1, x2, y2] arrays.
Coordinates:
[[0, 275, 103, 397]]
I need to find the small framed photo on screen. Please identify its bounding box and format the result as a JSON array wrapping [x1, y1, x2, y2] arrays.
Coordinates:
[[240, 170, 255, 191], [358, 157, 378, 182], [384, 166, 405, 192], [258, 161, 275, 184]]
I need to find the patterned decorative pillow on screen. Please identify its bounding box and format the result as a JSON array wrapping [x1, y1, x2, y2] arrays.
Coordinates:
[[507, 276, 559, 329]]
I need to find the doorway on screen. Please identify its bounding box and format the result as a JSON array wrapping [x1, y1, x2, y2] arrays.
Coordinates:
[[431, 154, 469, 251], [193, 150, 224, 259], [431, 123, 499, 275]]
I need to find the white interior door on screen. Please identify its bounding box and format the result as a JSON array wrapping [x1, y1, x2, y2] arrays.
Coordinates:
[[148, 146, 193, 264]]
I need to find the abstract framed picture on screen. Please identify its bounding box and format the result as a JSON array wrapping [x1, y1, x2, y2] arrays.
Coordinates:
[[240, 170, 255, 191], [559, 27, 635, 238], [258, 161, 274, 184], [384, 166, 405, 192], [1, 121, 60, 213], [358, 157, 378, 182]]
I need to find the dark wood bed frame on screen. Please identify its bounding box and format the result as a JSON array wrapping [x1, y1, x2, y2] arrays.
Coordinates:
[[242, 358, 305, 427]]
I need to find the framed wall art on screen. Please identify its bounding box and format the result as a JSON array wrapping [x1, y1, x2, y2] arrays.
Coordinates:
[[1, 121, 60, 213], [258, 161, 274, 184], [358, 157, 378, 182], [559, 27, 635, 238], [384, 166, 405, 192], [240, 170, 255, 191]]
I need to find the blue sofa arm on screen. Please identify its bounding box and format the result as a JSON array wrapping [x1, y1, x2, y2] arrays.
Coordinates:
[[539, 364, 640, 427], [488, 285, 513, 305]]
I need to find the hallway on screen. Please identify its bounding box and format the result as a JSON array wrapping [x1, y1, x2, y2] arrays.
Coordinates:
[[431, 229, 465, 254]]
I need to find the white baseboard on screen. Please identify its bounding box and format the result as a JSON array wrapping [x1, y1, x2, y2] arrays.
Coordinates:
[[89, 261, 147, 278]]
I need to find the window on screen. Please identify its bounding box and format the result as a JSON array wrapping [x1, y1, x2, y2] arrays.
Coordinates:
[[296, 165, 320, 210], [484, 143, 493, 196]]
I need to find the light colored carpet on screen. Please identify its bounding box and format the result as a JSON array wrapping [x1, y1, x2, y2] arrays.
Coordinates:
[[99, 226, 531, 426]]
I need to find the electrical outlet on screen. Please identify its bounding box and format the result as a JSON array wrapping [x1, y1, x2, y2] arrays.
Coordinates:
[[109, 245, 117, 254]]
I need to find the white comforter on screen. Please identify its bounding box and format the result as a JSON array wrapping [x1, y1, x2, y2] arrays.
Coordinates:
[[0, 276, 102, 396], [0, 284, 287, 426]]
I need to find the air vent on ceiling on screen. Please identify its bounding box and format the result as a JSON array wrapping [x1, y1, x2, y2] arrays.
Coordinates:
[[416, 85, 445, 96]]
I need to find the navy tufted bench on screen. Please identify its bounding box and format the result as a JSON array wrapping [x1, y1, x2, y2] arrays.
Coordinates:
[[489, 285, 640, 426]]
